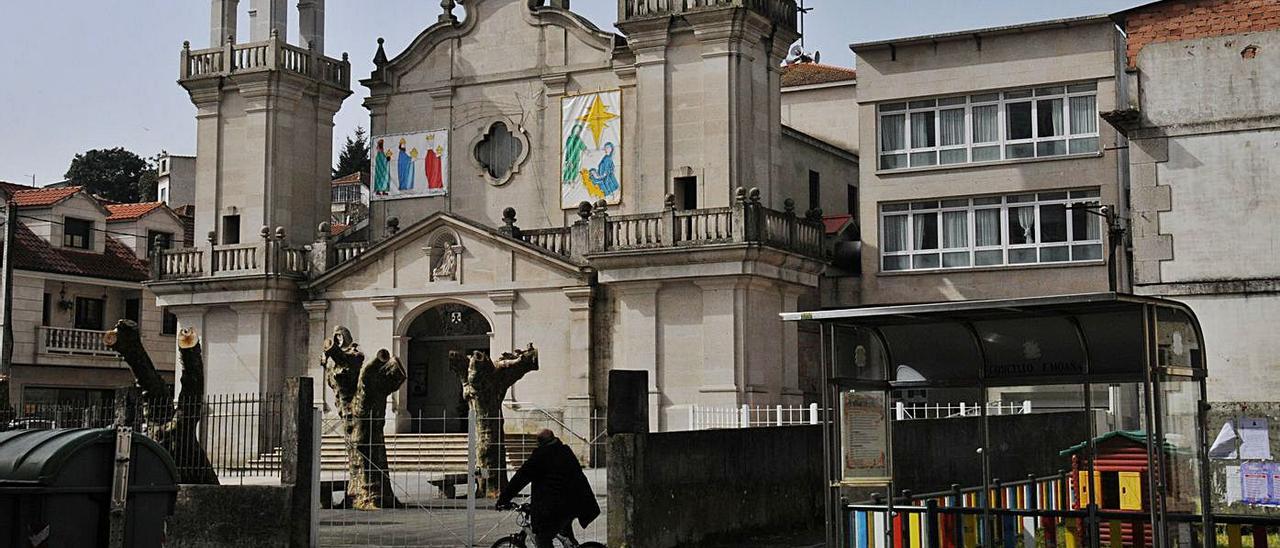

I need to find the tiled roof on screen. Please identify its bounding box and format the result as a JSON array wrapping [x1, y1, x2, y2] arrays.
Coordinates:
[[330, 223, 349, 236], [10, 186, 82, 207], [781, 63, 856, 88], [823, 214, 854, 235], [332, 172, 369, 186], [1, 223, 150, 283], [105, 202, 167, 222], [0, 181, 34, 200]]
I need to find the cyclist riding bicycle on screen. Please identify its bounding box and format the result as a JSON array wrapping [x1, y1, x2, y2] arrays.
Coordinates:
[[496, 429, 600, 548]]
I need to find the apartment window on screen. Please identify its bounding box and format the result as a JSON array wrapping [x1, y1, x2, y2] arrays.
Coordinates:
[[162, 308, 178, 335], [878, 82, 1099, 170], [147, 230, 173, 257], [847, 185, 859, 219], [159, 186, 169, 203], [674, 176, 698, 210], [808, 171, 821, 211], [880, 189, 1102, 272], [222, 215, 241, 245], [74, 297, 105, 330], [63, 217, 93, 249], [124, 298, 141, 324]]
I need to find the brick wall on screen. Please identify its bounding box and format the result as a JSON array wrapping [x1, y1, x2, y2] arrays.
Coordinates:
[[1122, 0, 1280, 67]]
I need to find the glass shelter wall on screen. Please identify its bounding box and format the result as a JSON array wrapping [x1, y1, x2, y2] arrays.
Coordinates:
[[800, 294, 1215, 548]]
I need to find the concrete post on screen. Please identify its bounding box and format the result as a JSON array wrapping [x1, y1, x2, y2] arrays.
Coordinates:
[[282, 376, 316, 548]]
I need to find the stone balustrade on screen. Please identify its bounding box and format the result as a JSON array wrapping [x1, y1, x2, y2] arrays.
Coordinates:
[[180, 35, 349, 89], [154, 239, 311, 281], [620, 0, 798, 28], [37, 326, 115, 357], [515, 188, 828, 262], [334, 243, 367, 264]]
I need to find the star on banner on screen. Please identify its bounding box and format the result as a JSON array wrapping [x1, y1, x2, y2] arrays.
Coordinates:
[[577, 95, 618, 148]]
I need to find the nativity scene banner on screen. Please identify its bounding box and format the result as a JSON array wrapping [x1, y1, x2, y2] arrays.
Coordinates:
[[371, 129, 449, 201], [561, 90, 622, 209]]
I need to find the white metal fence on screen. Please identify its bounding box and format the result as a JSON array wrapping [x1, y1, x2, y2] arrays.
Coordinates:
[[893, 400, 1032, 421], [687, 403, 823, 430]]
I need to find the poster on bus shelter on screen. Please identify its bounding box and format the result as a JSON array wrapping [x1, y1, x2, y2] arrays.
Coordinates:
[[840, 391, 888, 482]]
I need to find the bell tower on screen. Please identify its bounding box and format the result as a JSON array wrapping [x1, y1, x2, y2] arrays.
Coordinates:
[[618, 0, 800, 210], [181, 0, 351, 248], [154, 0, 351, 398]]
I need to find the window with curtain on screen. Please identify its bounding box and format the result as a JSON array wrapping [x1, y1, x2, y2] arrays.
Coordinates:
[[877, 81, 1099, 170], [881, 188, 1102, 272]]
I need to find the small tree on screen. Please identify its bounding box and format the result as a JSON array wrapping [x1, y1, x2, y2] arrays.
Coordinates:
[[322, 326, 406, 509], [64, 148, 153, 203], [449, 344, 539, 496], [333, 127, 371, 179]]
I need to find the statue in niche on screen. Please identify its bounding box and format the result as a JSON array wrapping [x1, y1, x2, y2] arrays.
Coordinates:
[[428, 231, 461, 282]]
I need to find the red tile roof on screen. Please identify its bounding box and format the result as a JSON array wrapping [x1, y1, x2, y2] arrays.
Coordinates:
[[823, 214, 854, 235], [0, 181, 34, 200], [10, 186, 82, 207], [781, 63, 857, 88], [1, 223, 150, 282], [105, 202, 167, 222], [332, 172, 369, 186], [330, 223, 349, 236]]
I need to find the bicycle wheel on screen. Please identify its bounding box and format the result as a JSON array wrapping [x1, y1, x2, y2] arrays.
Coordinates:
[[491, 535, 526, 548], [578, 542, 606, 548]]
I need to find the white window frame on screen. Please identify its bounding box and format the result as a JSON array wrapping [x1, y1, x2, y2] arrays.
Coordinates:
[[877, 82, 1100, 171], [880, 189, 1104, 272]]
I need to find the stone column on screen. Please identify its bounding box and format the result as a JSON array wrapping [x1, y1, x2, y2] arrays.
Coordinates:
[[488, 290, 518, 399], [210, 0, 239, 46], [694, 278, 743, 406], [619, 23, 670, 211], [369, 296, 399, 433], [297, 0, 324, 52], [614, 282, 662, 431], [249, 0, 287, 42]]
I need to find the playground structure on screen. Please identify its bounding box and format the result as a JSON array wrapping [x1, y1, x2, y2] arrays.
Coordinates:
[[785, 293, 1278, 548]]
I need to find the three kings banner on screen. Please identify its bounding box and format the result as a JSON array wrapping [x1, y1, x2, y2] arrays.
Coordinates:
[[561, 90, 622, 209], [371, 129, 449, 201]]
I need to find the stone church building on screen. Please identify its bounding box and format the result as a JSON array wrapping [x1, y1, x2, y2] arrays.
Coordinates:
[[149, 0, 857, 433]]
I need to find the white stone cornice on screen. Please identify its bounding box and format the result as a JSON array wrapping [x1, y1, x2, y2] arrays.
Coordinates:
[[487, 289, 517, 309], [370, 296, 398, 320], [303, 300, 329, 320], [563, 286, 594, 310]]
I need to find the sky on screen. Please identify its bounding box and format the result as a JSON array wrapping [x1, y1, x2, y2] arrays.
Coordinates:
[[0, 0, 1143, 187]]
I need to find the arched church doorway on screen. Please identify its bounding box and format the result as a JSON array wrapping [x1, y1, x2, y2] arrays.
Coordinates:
[[404, 303, 491, 433]]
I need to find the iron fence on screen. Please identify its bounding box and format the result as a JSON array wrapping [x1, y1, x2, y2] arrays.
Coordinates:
[[1, 392, 286, 483], [318, 408, 608, 547]]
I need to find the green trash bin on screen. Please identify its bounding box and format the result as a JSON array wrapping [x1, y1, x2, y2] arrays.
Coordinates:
[[0, 427, 178, 548]]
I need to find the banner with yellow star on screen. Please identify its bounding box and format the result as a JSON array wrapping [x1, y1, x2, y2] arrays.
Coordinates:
[[561, 90, 622, 208]]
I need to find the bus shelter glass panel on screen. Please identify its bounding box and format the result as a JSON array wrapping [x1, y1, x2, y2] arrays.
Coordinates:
[[974, 317, 1087, 381], [1156, 306, 1208, 543], [833, 325, 889, 382], [1077, 309, 1146, 376], [880, 323, 983, 383]]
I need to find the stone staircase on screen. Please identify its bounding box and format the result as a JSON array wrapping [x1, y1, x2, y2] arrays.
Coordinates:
[[244, 433, 540, 473]]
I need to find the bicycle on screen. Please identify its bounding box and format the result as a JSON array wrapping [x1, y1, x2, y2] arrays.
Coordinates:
[[491, 502, 605, 548]]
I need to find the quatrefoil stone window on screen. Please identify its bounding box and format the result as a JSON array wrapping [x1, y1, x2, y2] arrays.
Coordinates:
[[471, 119, 529, 186]]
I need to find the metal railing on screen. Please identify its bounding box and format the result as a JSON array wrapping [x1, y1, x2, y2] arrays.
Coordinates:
[[894, 401, 1032, 421], [180, 35, 350, 89], [36, 326, 115, 357], [687, 403, 823, 430]]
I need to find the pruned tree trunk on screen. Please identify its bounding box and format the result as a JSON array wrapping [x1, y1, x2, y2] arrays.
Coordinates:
[[448, 344, 539, 497], [104, 320, 218, 484], [322, 326, 407, 510]]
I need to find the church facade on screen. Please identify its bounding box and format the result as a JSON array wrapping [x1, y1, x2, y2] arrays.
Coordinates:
[[149, 0, 857, 434]]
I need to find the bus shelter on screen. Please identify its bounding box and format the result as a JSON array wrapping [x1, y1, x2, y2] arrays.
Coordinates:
[[783, 293, 1217, 548]]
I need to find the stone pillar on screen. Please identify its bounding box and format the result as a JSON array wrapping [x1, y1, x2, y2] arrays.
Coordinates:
[[614, 282, 662, 431], [619, 23, 670, 211], [694, 278, 743, 406], [369, 296, 398, 433], [249, 0, 287, 42], [563, 286, 594, 450], [302, 300, 329, 407], [690, 18, 740, 208], [210, 0, 239, 46], [297, 0, 324, 52], [488, 289, 518, 394]]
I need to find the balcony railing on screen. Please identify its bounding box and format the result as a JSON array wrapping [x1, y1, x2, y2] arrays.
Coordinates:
[[37, 326, 114, 357], [620, 0, 798, 28], [180, 35, 350, 89], [154, 240, 311, 281], [513, 188, 828, 262]]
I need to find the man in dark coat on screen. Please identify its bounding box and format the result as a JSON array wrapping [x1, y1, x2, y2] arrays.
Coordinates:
[[496, 429, 600, 548]]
